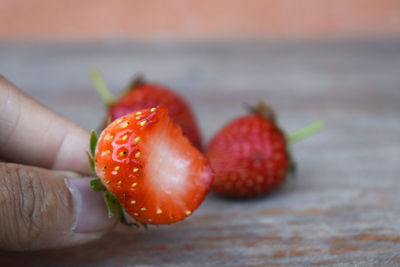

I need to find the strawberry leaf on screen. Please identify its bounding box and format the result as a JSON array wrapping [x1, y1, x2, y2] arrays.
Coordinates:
[[245, 101, 276, 121], [103, 192, 139, 227], [90, 69, 116, 107], [90, 179, 138, 226], [87, 152, 95, 173], [87, 151, 142, 227], [90, 178, 106, 192], [90, 130, 98, 157], [122, 74, 145, 95], [104, 190, 122, 218], [288, 120, 324, 143]]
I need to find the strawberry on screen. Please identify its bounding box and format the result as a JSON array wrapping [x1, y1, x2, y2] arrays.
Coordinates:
[[91, 71, 203, 150], [206, 102, 292, 198], [88, 106, 213, 225], [207, 102, 324, 199]]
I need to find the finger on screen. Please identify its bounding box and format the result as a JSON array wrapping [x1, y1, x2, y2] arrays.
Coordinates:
[[0, 163, 117, 251], [0, 75, 91, 175]]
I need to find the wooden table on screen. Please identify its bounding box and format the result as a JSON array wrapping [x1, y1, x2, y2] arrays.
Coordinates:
[[0, 40, 399, 266]]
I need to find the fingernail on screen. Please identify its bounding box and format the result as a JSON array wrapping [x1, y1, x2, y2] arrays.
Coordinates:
[[65, 177, 116, 233]]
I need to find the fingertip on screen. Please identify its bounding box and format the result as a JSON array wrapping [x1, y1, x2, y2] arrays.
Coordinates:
[[52, 127, 93, 175], [0, 75, 93, 175], [66, 177, 117, 233], [0, 165, 117, 251]]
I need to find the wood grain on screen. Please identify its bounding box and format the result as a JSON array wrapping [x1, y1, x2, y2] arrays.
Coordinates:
[[0, 40, 399, 266]]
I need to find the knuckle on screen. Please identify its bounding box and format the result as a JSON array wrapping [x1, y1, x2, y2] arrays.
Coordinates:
[[0, 163, 46, 249], [16, 165, 46, 236]]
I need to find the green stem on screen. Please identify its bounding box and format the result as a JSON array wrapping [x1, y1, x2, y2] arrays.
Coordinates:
[[90, 69, 116, 106], [287, 120, 324, 143]]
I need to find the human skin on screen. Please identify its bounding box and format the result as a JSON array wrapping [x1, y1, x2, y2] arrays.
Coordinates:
[[0, 75, 117, 251]]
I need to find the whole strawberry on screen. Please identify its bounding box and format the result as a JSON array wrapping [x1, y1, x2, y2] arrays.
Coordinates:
[[89, 106, 213, 225], [206, 102, 292, 198], [91, 71, 203, 150]]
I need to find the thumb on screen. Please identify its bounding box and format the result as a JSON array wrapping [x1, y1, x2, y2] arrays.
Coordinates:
[[0, 163, 117, 251]]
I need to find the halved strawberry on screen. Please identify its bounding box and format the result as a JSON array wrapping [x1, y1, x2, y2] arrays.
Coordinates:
[[91, 106, 212, 225]]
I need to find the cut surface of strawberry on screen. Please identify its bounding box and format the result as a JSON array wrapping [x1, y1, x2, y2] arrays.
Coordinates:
[[94, 106, 212, 225]]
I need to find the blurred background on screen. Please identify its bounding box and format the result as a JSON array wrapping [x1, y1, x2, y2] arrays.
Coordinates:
[[1, 0, 399, 134], [1, 0, 400, 41], [0, 0, 399, 163], [0, 0, 399, 144], [0, 0, 398, 182]]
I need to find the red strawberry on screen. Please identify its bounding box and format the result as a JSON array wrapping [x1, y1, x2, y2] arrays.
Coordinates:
[[91, 71, 203, 150], [91, 106, 213, 225], [206, 102, 292, 198]]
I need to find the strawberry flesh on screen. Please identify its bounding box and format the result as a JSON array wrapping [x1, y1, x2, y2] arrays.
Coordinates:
[[95, 106, 212, 224]]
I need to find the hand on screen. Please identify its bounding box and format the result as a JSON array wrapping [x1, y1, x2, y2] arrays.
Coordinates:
[[0, 75, 117, 251]]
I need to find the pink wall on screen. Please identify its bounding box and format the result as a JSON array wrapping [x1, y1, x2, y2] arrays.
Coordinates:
[[1, 0, 400, 41]]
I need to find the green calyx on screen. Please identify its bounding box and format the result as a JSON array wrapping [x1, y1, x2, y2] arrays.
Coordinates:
[[287, 120, 325, 143], [122, 74, 145, 94], [286, 120, 324, 180], [89, 130, 98, 156], [247, 101, 298, 179], [86, 130, 144, 228], [90, 69, 116, 107], [246, 101, 276, 121], [246, 101, 325, 142], [86, 130, 98, 174], [246, 101, 324, 180], [286, 121, 324, 180], [90, 178, 137, 226], [90, 69, 146, 109], [90, 179, 123, 220]]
